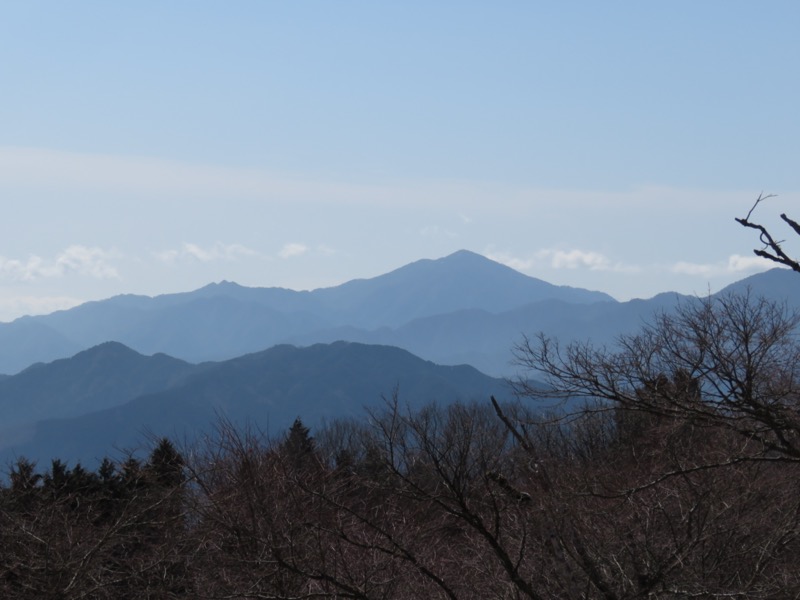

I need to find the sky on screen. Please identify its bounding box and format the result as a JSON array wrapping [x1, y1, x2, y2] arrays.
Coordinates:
[[0, 2, 798, 322]]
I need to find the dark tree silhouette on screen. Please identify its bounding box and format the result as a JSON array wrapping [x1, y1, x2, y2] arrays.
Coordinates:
[[736, 192, 800, 272], [282, 417, 318, 472], [145, 437, 185, 488]]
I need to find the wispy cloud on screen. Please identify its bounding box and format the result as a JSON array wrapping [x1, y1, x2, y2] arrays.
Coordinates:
[[0, 146, 404, 206], [726, 254, 773, 272], [278, 243, 309, 259], [154, 242, 260, 264], [155, 241, 330, 263], [487, 248, 638, 273], [489, 248, 772, 279], [0, 146, 763, 214], [0, 246, 119, 281], [547, 249, 612, 271], [670, 254, 773, 277], [485, 251, 536, 272], [670, 262, 714, 276]]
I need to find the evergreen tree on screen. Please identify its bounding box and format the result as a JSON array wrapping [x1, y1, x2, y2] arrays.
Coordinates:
[[98, 457, 117, 484], [282, 417, 317, 471], [146, 438, 185, 488], [42, 459, 69, 495], [9, 457, 40, 495]]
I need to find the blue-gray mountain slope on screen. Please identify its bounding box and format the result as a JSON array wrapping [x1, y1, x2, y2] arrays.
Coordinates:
[[286, 268, 800, 376], [0, 341, 195, 427], [0, 341, 513, 466]]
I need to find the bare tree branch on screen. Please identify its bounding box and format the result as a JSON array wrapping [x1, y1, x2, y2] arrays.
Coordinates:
[[736, 193, 800, 273]]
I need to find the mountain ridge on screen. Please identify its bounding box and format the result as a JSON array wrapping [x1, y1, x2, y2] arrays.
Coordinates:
[[0, 340, 513, 466], [0, 252, 793, 379], [0, 340, 196, 427], [0, 250, 615, 374], [0, 259, 796, 465]]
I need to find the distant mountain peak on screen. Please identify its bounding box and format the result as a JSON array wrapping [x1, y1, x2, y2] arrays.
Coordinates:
[[79, 340, 140, 354], [434, 249, 532, 272], [200, 280, 245, 291], [17, 341, 146, 371], [381, 249, 514, 278], [405, 249, 494, 267], [440, 249, 484, 260]]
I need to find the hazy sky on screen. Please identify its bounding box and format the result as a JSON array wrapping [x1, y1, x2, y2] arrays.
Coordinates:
[[1, 2, 798, 321]]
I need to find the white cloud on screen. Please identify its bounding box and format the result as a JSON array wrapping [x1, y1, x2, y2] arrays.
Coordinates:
[[153, 249, 180, 263], [278, 243, 308, 259], [670, 261, 713, 276], [155, 242, 259, 264], [0, 245, 119, 281], [547, 249, 611, 271], [56, 245, 120, 278], [485, 251, 536, 272], [727, 253, 773, 272], [670, 254, 773, 277], [487, 248, 637, 273]]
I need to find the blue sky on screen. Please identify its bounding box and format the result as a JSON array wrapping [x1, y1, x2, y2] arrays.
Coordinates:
[[0, 2, 798, 321]]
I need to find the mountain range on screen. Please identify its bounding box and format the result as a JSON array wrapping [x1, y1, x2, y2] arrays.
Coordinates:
[[0, 250, 797, 467], [0, 250, 614, 375], [1, 251, 797, 378]]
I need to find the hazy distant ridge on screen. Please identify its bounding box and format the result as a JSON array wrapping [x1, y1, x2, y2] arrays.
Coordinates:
[[0, 250, 613, 374], [0, 251, 794, 378]]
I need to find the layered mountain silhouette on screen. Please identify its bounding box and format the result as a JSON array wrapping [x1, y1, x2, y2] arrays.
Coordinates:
[[0, 341, 512, 466], [0, 251, 796, 379], [0, 250, 614, 374], [0, 250, 796, 467]]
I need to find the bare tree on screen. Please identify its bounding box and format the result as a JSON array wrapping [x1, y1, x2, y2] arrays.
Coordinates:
[[514, 291, 800, 464], [736, 192, 800, 273]]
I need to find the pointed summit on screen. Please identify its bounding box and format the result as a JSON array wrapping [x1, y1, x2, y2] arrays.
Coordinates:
[[313, 249, 614, 328]]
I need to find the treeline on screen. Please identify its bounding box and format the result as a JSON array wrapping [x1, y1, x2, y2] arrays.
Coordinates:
[[2, 291, 800, 598], [1, 438, 189, 598]]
